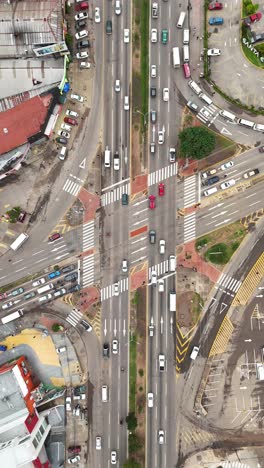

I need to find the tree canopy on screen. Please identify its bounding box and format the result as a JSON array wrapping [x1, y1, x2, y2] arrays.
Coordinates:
[[179, 127, 216, 160]]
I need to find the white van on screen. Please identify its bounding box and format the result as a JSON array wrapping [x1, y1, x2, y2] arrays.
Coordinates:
[[253, 123, 264, 132], [58, 146, 67, 161], [219, 110, 236, 122], [183, 45, 189, 63], [190, 346, 200, 360], [177, 11, 186, 29], [102, 385, 108, 402], [169, 291, 176, 312], [39, 293, 52, 303], [183, 29, 189, 45], [104, 147, 111, 168], [204, 187, 217, 197], [188, 80, 202, 95], [37, 283, 54, 295], [124, 95, 129, 110], [114, 152, 120, 170], [200, 93, 213, 106], [238, 118, 254, 129], [169, 255, 176, 272]]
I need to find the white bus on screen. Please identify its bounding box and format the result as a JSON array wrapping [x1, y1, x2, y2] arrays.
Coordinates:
[[172, 47, 180, 68], [2, 309, 24, 324], [237, 118, 254, 129], [169, 291, 176, 312], [219, 110, 236, 122], [10, 233, 29, 251]]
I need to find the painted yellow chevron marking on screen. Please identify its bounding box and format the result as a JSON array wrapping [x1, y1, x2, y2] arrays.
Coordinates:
[[232, 252, 264, 306], [209, 316, 234, 357]]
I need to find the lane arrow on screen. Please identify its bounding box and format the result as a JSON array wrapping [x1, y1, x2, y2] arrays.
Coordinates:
[[170, 317, 173, 334], [160, 316, 163, 335], [123, 319, 126, 337], [104, 319, 107, 336], [114, 319, 117, 336], [79, 158, 86, 169]]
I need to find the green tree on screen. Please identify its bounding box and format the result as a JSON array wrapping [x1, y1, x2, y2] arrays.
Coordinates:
[[246, 3, 258, 14], [126, 412, 138, 431], [52, 323, 62, 332], [128, 433, 142, 453], [179, 127, 216, 160], [123, 460, 141, 468]]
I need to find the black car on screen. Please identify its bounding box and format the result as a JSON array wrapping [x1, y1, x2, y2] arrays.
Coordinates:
[[75, 20, 87, 31], [56, 136, 68, 145], [203, 175, 220, 186], [150, 86, 157, 98], [68, 284, 81, 293], [103, 343, 110, 358], [61, 264, 76, 274], [77, 40, 90, 49]]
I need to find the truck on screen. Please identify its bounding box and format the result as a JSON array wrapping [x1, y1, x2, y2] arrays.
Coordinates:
[[169, 291, 176, 312], [2, 309, 24, 324], [152, 2, 158, 18], [10, 232, 29, 251], [172, 47, 180, 68]]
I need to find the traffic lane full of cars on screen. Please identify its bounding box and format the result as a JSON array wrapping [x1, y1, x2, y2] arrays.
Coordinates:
[[201, 159, 261, 197], [0, 264, 79, 311]]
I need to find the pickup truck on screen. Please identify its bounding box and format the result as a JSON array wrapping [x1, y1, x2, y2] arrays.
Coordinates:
[[152, 2, 158, 18], [243, 169, 259, 179]]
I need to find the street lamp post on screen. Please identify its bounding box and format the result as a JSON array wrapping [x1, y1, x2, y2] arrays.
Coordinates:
[[136, 109, 149, 126]]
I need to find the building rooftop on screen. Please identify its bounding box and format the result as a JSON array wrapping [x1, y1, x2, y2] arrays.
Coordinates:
[[0, 0, 63, 58], [0, 94, 51, 155]]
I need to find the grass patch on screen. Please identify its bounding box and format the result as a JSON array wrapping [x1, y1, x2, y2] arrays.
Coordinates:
[[140, 0, 149, 130], [191, 292, 204, 324], [215, 134, 236, 150], [196, 222, 247, 265], [0, 272, 41, 294], [129, 334, 137, 413]]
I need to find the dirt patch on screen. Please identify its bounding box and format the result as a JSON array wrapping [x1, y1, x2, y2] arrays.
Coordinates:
[[131, 125, 142, 179], [176, 274, 210, 327]]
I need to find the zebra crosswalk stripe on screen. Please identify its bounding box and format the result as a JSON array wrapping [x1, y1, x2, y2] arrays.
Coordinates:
[[83, 221, 94, 251], [63, 179, 81, 196]]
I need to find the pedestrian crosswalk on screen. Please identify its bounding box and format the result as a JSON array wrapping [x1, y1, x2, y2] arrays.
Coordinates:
[[148, 260, 171, 279], [83, 221, 94, 252], [101, 183, 130, 207], [101, 278, 129, 301], [148, 162, 177, 186], [184, 213, 196, 243], [63, 178, 82, 196], [215, 272, 241, 297], [222, 462, 250, 468], [197, 104, 218, 126], [82, 254, 94, 287], [183, 174, 197, 208], [66, 308, 83, 327]]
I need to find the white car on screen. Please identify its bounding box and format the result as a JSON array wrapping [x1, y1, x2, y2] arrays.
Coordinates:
[[58, 130, 70, 139], [115, 0, 122, 15], [66, 396, 71, 411], [113, 283, 119, 296], [158, 130, 164, 145], [151, 65, 157, 78], [75, 12, 88, 21], [159, 354, 165, 371], [80, 61, 91, 69], [32, 277, 45, 287], [207, 48, 221, 56], [115, 79, 121, 92], [158, 429, 165, 444], [75, 29, 88, 40], [122, 259, 128, 272], [163, 88, 169, 102], [71, 93, 84, 103], [220, 161, 234, 170], [112, 339, 119, 354], [111, 451, 117, 465], [151, 270, 157, 285], [159, 240, 166, 254], [61, 123, 71, 132], [68, 455, 81, 464], [2, 301, 13, 310], [96, 436, 102, 450], [66, 109, 78, 118], [124, 95, 129, 110], [200, 107, 210, 119], [151, 28, 158, 43], [124, 28, 130, 43], [147, 392, 154, 407], [158, 279, 165, 293], [76, 51, 89, 59], [94, 7, 100, 23], [56, 346, 66, 353], [220, 179, 236, 190]]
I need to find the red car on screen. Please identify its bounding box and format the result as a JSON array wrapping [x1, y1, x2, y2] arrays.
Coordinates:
[[149, 195, 156, 209], [64, 117, 78, 126], [0, 292, 7, 301], [158, 183, 165, 196], [68, 446, 81, 454], [49, 233, 61, 242], [208, 2, 223, 10], [75, 2, 88, 11], [249, 12, 262, 22]]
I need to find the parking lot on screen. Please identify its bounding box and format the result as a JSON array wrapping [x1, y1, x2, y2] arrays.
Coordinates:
[[207, 0, 264, 108]]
